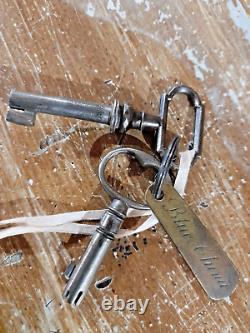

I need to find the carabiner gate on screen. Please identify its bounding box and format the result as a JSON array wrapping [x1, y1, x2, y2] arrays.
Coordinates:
[[156, 85, 204, 164]]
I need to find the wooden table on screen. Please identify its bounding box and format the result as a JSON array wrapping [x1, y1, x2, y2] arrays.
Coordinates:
[[0, 1, 249, 332]]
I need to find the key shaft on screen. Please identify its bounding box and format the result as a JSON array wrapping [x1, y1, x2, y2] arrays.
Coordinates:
[[8, 91, 112, 126], [7, 90, 160, 133], [63, 199, 127, 306]]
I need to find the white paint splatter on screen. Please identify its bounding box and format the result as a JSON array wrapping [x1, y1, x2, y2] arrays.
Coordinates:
[[86, 3, 95, 17], [228, 89, 240, 108], [112, 325, 120, 333], [26, 178, 34, 186], [107, 0, 126, 19], [207, 86, 223, 115], [133, 0, 150, 11], [1, 251, 23, 266], [227, 0, 250, 42], [158, 10, 171, 23], [183, 47, 211, 81], [224, 296, 233, 305]]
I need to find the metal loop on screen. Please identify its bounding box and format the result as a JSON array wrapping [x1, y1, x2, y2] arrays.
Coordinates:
[[151, 135, 180, 200], [98, 147, 160, 210], [156, 85, 204, 164]]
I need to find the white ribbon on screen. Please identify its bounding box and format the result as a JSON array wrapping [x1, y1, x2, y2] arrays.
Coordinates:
[[0, 150, 195, 240]]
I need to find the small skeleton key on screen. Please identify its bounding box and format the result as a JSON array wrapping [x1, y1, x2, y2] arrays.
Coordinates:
[[6, 85, 204, 156], [63, 147, 161, 306]]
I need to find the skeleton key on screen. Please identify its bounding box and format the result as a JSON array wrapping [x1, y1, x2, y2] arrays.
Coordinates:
[[63, 147, 162, 306], [6, 85, 204, 156]]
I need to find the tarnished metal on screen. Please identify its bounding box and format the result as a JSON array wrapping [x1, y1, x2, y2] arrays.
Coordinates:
[[151, 135, 180, 199], [156, 85, 204, 163], [146, 182, 239, 300], [7, 85, 204, 156], [7, 90, 113, 126], [63, 145, 176, 306], [63, 199, 127, 306], [7, 90, 160, 135], [98, 147, 160, 210]]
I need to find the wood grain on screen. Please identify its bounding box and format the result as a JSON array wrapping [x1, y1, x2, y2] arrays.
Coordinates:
[[0, 0, 249, 332]]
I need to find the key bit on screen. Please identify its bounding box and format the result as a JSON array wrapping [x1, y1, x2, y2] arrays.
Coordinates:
[[63, 199, 127, 306]]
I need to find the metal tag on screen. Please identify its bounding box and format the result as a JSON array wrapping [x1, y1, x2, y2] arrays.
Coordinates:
[[146, 183, 238, 300]]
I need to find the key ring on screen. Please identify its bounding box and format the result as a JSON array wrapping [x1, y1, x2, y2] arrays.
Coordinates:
[[151, 136, 180, 200], [98, 137, 180, 210], [156, 85, 204, 164]]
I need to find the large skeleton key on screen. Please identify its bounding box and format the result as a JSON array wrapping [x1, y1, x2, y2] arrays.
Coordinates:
[[7, 85, 204, 157]]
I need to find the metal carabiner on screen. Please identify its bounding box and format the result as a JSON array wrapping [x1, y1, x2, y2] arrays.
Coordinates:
[[156, 85, 204, 164]]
